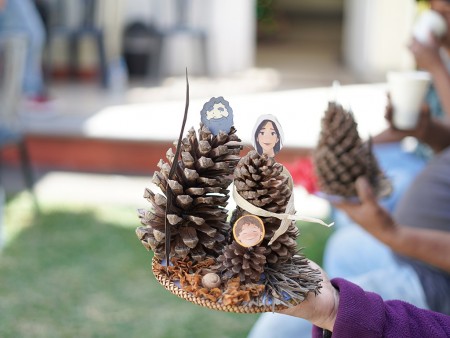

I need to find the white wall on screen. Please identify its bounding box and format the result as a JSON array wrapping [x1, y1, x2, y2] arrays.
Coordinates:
[[342, 0, 417, 81], [206, 0, 256, 76], [124, 0, 256, 77]]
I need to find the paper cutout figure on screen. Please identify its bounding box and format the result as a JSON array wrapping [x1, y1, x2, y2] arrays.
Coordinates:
[[233, 215, 265, 248], [252, 114, 284, 157], [200, 96, 234, 135]]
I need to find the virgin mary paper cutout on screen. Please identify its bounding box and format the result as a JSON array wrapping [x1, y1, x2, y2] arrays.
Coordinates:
[[200, 96, 234, 135], [252, 114, 284, 157]]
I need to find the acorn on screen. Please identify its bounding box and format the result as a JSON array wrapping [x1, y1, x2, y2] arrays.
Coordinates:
[[202, 273, 222, 289]]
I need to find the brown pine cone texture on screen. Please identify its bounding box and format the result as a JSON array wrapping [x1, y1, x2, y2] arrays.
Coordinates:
[[313, 102, 392, 198], [225, 150, 321, 298], [136, 124, 241, 262], [217, 241, 268, 284], [232, 150, 299, 266]]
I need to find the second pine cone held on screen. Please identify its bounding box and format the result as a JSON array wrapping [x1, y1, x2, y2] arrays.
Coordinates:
[[313, 101, 392, 199]]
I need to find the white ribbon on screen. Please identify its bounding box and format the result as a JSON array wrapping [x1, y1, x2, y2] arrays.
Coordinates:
[[232, 185, 334, 245]]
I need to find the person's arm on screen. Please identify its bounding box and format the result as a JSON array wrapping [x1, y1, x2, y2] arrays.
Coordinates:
[[334, 177, 450, 273], [372, 128, 405, 144], [276, 262, 450, 337], [418, 116, 450, 153], [410, 37, 450, 120], [374, 37, 450, 149], [313, 278, 450, 338], [372, 97, 410, 145], [373, 98, 450, 152], [277, 261, 339, 332]]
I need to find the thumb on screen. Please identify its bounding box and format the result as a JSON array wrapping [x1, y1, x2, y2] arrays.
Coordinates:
[[355, 176, 375, 204]]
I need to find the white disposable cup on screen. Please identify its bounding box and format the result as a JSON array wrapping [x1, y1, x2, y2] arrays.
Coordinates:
[[412, 9, 447, 44], [387, 71, 431, 130]]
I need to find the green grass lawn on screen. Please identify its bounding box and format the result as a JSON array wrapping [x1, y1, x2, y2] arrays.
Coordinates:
[[0, 193, 333, 338]]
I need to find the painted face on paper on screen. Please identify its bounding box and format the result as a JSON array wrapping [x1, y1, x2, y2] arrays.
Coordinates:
[[206, 102, 229, 120], [233, 215, 265, 247], [200, 97, 234, 135], [257, 121, 279, 157], [237, 223, 262, 246]]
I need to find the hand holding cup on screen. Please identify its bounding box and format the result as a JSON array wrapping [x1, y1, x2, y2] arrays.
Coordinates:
[[385, 94, 432, 142], [412, 9, 447, 45], [386, 71, 431, 130]]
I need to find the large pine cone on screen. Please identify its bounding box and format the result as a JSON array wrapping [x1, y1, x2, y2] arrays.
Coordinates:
[[232, 150, 299, 266], [136, 124, 241, 262], [313, 102, 391, 198]]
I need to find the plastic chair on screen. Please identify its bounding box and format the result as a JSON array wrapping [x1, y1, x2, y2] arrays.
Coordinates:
[[123, 21, 162, 79], [0, 34, 38, 208], [46, 0, 108, 87]]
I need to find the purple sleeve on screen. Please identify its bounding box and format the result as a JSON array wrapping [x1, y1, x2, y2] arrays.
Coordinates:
[[312, 278, 450, 338]]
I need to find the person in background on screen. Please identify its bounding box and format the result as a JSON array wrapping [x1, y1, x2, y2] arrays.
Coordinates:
[[324, 0, 450, 315], [249, 120, 450, 337], [0, 0, 49, 104], [374, 0, 450, 149], [249, 1, 450, 337]]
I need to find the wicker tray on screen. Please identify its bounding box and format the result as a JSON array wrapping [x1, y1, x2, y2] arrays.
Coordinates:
[[151, 257, 288, 313]]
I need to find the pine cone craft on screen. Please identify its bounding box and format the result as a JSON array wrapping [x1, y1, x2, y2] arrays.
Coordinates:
[[136, 124, 241, 262], [222, 150, 322, 305], [136, 95, 325, 312], [231, 150, 299, 265], [313, 101, 392, 199]]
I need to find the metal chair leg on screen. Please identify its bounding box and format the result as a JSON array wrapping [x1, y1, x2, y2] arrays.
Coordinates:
[[68, 33, 79, 81], [17, 140, 40, 212], [95, 31, 108, 88]]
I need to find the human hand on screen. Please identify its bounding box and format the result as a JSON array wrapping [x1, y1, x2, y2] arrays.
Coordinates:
[[277, 261, 339, 332], [0, 0, 6, 11], [409, 36, 444, 74], [333, 176, 398, 244], [384, 94, 432, 141]]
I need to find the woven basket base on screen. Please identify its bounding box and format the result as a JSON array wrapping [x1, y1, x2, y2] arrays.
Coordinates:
[[152, 257, 288, 313]]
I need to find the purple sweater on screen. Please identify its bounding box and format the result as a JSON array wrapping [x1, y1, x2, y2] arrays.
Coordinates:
[[313, 278, 450, 338]]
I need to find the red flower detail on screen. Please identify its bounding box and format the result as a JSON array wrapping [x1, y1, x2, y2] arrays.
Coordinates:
[[284, 157, 318, 194]]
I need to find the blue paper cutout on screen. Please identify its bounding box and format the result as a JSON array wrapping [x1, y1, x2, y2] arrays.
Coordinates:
[[200, 96, 234, 135]]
